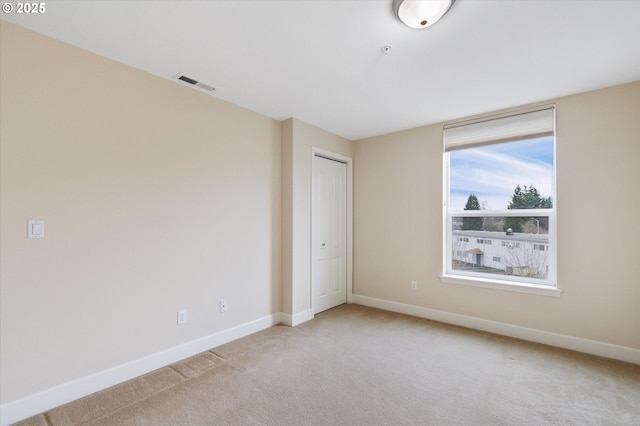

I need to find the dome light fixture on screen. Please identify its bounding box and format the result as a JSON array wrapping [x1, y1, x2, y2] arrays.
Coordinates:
[[392, 0, 455, 29]]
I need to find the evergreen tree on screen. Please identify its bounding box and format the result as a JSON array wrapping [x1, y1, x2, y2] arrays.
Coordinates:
[[504, 185, 552, 233], [462, 194, 483, 230]]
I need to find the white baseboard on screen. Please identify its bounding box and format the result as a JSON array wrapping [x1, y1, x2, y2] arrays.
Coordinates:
[[352, 294, 640, 365], [0, 313, 282, 426], [279, 309, 313, 327]]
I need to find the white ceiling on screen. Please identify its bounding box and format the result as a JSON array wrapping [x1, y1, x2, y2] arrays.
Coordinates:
[[3, 0, 640, 140]]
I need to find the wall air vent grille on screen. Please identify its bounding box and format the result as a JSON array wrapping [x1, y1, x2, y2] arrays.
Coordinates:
[[174, 73, 215, 92]]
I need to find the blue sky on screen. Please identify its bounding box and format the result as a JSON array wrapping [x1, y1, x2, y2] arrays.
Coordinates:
[[449, 137, 554, 211]]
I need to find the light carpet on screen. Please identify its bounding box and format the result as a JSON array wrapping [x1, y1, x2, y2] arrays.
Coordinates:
[[15, 304, 640, 425]]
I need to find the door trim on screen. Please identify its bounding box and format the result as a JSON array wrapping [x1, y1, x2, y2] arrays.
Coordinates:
[[311, 147, 353, 315]]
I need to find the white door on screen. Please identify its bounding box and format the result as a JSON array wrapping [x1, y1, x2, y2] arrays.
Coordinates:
[[312, 155, 347, 314]]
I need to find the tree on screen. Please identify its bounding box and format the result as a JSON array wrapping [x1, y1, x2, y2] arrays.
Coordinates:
[[501, 239, 549, 278], [462, 194, 483, 230], [504, 185, 552, 233]]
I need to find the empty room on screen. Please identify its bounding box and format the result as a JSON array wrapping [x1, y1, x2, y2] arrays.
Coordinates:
[[1, 1, 639, 425]]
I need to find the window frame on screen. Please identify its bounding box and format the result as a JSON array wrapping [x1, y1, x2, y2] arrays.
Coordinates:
[[441, 106, 561, 297]]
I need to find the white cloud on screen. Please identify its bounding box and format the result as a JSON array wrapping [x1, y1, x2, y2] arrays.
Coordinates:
[[449, 141, 553, 211]]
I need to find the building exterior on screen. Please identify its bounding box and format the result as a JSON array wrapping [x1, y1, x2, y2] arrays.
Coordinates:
[[451, 230, 550, 279]]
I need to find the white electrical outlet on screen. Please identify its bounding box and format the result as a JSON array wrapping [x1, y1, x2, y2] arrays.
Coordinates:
[[219, 299, 228, 313], [410, 280, 418, 291], [177, 309, 187, 325]]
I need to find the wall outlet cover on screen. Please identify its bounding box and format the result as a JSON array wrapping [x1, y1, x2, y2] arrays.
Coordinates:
[[177, 309, 187, 325]]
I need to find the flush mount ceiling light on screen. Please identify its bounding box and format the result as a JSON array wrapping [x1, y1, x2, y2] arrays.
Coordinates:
[[392, 0, 455, 29]]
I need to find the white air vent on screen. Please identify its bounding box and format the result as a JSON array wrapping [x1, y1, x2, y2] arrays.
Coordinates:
[[173, 73, 215, 91]]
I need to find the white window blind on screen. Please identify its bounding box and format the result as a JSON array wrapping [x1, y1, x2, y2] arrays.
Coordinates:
[[444, 107, 554, 151]]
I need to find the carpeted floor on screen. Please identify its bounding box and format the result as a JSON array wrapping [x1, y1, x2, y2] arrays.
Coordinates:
[[15, 304, 640, 425]]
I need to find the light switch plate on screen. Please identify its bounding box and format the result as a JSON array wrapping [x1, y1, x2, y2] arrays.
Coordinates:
[[28, 220, 44, 239]]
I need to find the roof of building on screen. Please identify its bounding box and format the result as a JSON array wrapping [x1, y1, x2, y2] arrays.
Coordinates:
[[466, 248, 484, 254], [453, 230, 549, 244]]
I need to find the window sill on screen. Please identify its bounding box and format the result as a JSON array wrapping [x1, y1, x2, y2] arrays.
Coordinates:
[[440, 274, 562, 297]]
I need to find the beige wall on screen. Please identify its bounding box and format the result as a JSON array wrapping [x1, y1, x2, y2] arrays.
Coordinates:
[[281, 118, 352, 318], [0, 22, 282, 403], [353, 81, 640, 349]]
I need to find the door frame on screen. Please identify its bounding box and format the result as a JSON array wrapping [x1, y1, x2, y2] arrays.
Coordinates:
[[311, 147, 353, 315]]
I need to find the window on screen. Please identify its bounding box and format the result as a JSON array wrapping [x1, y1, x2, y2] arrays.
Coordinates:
[[501, 241, 520, 248], [442, 106, 557, 292]]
